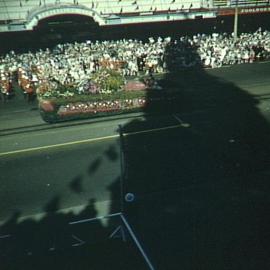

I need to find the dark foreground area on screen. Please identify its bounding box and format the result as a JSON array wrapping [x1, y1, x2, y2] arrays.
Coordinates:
[[0, 211, 149, 270]]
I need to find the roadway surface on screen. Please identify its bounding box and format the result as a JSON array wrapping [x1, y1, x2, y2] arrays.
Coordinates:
[[0, 62, 270, 269]]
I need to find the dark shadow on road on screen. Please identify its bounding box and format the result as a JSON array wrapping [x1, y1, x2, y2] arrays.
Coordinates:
[[69, 175, 84, 193], [88, 157, 102, 175], [118, 40, 270, 270]]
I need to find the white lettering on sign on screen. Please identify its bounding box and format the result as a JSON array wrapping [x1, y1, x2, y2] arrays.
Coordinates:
[[240, 6, 270, 13]]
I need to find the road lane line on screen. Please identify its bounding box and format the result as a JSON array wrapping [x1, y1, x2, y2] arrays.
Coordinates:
[[123, 124, 181, 137], [0, 124, 181, 157], [0, 134, 119, 157], [173, 114, 191, 128]]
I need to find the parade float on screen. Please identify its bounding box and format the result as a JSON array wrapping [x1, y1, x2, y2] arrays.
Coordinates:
[[37, 68, 177, 123]]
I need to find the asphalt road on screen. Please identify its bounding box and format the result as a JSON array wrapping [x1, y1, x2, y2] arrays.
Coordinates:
[[1, 61, 270, 269], [0, 137, 120, 220]]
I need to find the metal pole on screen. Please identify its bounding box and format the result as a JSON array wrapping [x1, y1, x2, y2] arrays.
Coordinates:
[[69, 213, 122, 225], [118, 124, 125, 213], [120, 214, 156, 270], [233, 3, 239, 42]]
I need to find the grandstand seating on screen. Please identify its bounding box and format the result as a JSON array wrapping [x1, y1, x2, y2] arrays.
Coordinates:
[[1, 0, 269, 22], [0, 0, 206, 22], [0, 0, 268, 32]]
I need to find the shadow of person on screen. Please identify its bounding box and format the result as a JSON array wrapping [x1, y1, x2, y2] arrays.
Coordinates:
[[0, 196, 106, 270], [119, 38, 270, 269], [76, 198, 98, 220]]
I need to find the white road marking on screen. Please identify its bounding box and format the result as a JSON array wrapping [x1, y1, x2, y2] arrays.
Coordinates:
[[0, 134, 119, 157], [71, 235, 86, 247], [123, 124, 181, 136], [0, 124, 181, 157], [0, 234, 11, 239], [173, 114, 191, 128]]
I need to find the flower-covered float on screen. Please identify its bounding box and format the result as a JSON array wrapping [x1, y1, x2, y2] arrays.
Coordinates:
[[37, 69, 177, 123]]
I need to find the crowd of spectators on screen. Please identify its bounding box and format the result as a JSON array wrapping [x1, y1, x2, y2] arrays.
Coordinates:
[[0, 28, 270, 100]]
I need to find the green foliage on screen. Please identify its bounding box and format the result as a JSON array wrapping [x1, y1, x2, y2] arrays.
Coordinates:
[[38, 69, 125, 99], [91, 69, 125, 93]]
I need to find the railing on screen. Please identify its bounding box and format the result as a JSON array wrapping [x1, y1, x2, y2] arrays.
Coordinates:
[[213, 0, 270, 7]]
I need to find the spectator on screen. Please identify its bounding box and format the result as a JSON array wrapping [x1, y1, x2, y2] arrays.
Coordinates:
[[0, 29, 269, 97]]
